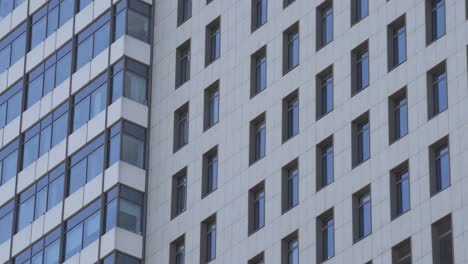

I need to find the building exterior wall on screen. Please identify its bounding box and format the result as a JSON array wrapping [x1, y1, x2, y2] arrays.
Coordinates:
[[147, 0, 468, 264]]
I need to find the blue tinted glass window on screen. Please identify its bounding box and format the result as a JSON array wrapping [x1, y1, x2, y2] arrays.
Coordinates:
[[73, 97, 90, 130], [0, 0, 13, 19], [65, 224, 82, 258], [90, 85, 106, 118], [76, 37, 93, 69], [0, 47, 10, 72], [83, 211, 100, 246], [23, 135, 39, 168], [69, 159, 86, 194], [358, 193, 371, 238], [94, 24, 110, 55], [27, 74, 44, 107], [31, 17, 47, 49], [0, 201, 14, 244], [436, 145, 450, 191], [59, 0, 74, 26], [47, 6, 59, 35], [86, 146, 104, 181], [127, 9, 150, 42], [78, 0, 93, 11], [396, 170, 410, 215], [2, 149, 18, 184]]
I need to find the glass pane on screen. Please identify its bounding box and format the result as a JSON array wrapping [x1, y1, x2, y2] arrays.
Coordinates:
[[108, 134, 120, 166], [0, 103, 6, 128], [76, 37, 93, 69], [122, 134, 144, 168], [69, 159, 86, 194], [32, 252, 43, 264], [73, 97, 90, 131], [0, 0, 13, 20], [435, 3, 445, 38], [44, 238, 60, 264], [31, 17, 47, 49], [118, 199, 142, 234], [111, 71, 123, 103], [39, 125, 52, 156], [90, 85, 107, 119], [125, 71, 147, 104], [0, 47, 10, 73], [114, 11, 126, 40], [397, 29, 406, 64], [79, 0, 93, 11], [27, 74, 44, 107], [35, 186, 48, 218], [58, 0, 74, 26], [48, 175, 64, 209], [83, 211, 100, 247], [7, 91, 22, 122], [2, 151, 17, 183], [52, 113, 68, 146], [65, 224, 83, 259], [47, 7, 59, 35], [56, 53, 71, 85], [105, 199, 117, 232], [93, 24, 110, 57], [436, 75, 448, 113], [11, 33, 26, 65], [87, 146, 104, 182], [23, 135, 39, 168], [127, 10, 149, 42], [18, 197, 34, 230], [44, 65, 56, 95], [0, 211, 13, 244]]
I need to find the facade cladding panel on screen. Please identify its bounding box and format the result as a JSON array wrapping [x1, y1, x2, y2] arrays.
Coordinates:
[[1, 0, 468, 264]]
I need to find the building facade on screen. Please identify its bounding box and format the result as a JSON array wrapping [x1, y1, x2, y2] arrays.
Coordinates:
[[0, 0, 467, 264]]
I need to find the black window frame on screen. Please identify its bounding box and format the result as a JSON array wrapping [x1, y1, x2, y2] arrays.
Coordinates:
[[175, 39, 191, 88], [110, 56, 149, 105], [173, 102, 189, 152]]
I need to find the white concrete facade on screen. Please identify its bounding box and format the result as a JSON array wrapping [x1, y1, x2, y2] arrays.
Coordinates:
[[147, 0, 468, 264]]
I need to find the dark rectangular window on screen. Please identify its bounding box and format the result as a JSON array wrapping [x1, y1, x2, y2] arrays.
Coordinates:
[[72, 73, 108, 131], [316, 0, 333, 50], [64, 199, 101, 260], [389, 88, 408, 143], [390, 161, 410, 219], [26, 42, 72, 108], [205, 18, 221, 66], [0, 0, 25, 20], [432, 214, 453, 264], [426, 0, 445, 44], [0, 200, 14, 245], [430, 136, 450, 195], [177, 0, 192, 26], [252, 0, 267, 31], [316, 66, 333, 119], [14, 227, 62, 264], [22, 103, 69, 169], [108, 120, 146, 169], [353, 186, 371, 242], [281, 231, 299, 264], [104, 184, 144, 234], [170, 235, 185, 264], [351, 0, 368, 25], [0, 22, 26, 73], [251, 46, 267, 97], [388, 15, 406, 70], [204, 81, 219, 130], [283, 90, 299, 141], [248, 253, 264, 264], [283, 23, 299, 74], [114, 0, 151, 43], [75, 12, 111, 70], [249, 181, 265, 234], [351, 41, 369, 94], [283, 0, 295, 8], [250, 113, 266, 164], [176, 40, 191, 88], [0, 80, 23, 130], [201, 214, 216, 263], [352, 112, 370, 166], [171, 168, 187, 218], [29, 0, 74, 50], [316, 136, 333, 190], [282, 159, 299, 213], [427, 62, 447, 118], [202, 147, 218, 197], [392, 238, 412, 264], [174, 103, 189, 152], [0, 139, 19, 186], [111, 57, 149, 105], [68, 135, 105, 195], [16, 164, 65, 232], [316, 209, 334, 263]]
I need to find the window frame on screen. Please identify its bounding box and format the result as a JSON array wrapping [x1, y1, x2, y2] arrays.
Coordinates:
[[173, 102, 189, 152], [205, 17, 221, 66], [175, 39, 191, 88]]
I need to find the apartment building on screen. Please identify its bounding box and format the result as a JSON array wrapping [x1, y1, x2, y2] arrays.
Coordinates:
[[0, 0, 467, 264]]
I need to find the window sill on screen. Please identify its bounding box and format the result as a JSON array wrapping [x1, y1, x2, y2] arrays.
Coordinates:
[[351, 15, 368, 27], [282, 203, 298, 215], [388, 59, 407, 73], [248, 225, 264, 237], [202, 188, 217, 199], [171, 209, 186, 220], [351, 85, 369, 97], [353, 232, 372, 245], [426, 33, 446, 47], [316, 110, 333, 122], [430, 184, 450, 198], [391, 208, 410, 221], [428, 108, 447, 121], [352, 157, 370, 169], [283, 64, 299, 76], [316, 181, 334, 192], [389, 133, 408, 146], [249, 155, 265, 167]]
